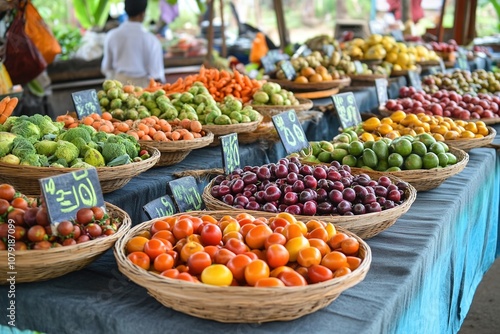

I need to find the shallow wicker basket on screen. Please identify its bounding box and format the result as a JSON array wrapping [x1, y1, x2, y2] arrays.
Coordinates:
[[139, 131, 214, 167], [0, 146, 160, 194], [378, 107, 500, 125], [203, 114, 263, 137], [0, 202, 131, 284], [203, 172, 417, 239], [349, 146, 468, 192], [238, 121, 280, 145], [390, 66, 421, 77], [114, 210, 371, 323], [445, 126, 496, 151], [348, 73, 388, 82], [250, 98, 313, 121], [268, 77, 351, 92]]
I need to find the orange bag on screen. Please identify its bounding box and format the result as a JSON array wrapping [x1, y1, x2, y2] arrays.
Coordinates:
[[24, 0, 61, 64]]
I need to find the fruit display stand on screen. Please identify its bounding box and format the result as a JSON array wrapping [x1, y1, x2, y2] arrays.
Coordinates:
[[0, 202, 131, 283], [139, 131, 214, 167], [0, 146, 161, 194], [114, 211, 371, 323]]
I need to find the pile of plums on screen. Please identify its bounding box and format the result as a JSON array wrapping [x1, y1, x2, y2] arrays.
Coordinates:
[[210, 157, 409, 216]]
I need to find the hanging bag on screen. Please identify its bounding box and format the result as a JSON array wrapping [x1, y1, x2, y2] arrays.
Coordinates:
[[2, 5, 47, 85], [24, 0, 61, 64]]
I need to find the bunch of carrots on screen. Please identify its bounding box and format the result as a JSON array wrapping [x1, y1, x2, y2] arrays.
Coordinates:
[[145, 66, 262, 103], [58, 112, 205, 142], [0, 96, 19, 124]]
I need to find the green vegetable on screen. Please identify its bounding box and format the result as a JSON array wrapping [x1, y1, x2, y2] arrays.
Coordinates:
[[60, 126, 92, 144], [84, 148, 105, 167], [20, 154, 50, 167], [10, 120, 41, 143], [106, 154, 131, 167], [92, 131, 110, 143], [116, 133, 140, 159], [2, 117, 19, 132], [102, 142, 127, 163], [28, 114, 63, 137], [34, 140, 58, 157], [0, 132, 17, 158], [51, 158, 68, 168], [69, 137, 88, 154], [11, 137, 36, 160], [70, 160, 94, 169], [53, 140, 79, 165], [262, 82, 281, 95], [0, 154, 20, 165]]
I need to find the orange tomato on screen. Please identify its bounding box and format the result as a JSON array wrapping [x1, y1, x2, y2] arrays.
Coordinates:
[[187, 251, 212, 275], [244, 259, 270, 286], [127, 251, 151, 270], [265, 243, 290, 268], [340, 237, 360, 256], [126, 236, 150, 253], [226, 254, 253, 282], [277, 270, 307, 286], [143, 238, 168, 260], [296, 247, 322, 267], [321, 251, 348, 271], [153, 253, 175, 272], [307, 264, 333, 283], [245, 224, 273, 249], [254, 277, 286, 287]]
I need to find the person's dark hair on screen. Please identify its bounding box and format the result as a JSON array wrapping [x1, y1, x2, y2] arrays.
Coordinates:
[[125, 0, 148, 18]]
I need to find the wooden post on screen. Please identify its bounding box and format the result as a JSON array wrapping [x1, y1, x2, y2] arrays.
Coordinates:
[[401, 0, 411, 23], [205, 0, 215, 66], [273, 0, 289, 49], [219, 0, 226, 58], [436, 0, 446, 42]]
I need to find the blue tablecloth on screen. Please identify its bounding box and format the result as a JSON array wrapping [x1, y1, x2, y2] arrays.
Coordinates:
[[0, 76, 499, 334]]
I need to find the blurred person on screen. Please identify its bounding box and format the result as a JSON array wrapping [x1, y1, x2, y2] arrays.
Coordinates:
[[387, 0, 424, 23], [101, 0, 166, 87]]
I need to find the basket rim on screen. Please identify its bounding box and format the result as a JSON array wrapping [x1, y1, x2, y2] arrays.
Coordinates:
[[268, 77, 351, 92], [249, 98, 313, 114], [0, 202, 131, 256], [348, 73, 388, 80], [139, 130, 214, 152], [114, 210, 372, 292], [202, 113, 263, 135]]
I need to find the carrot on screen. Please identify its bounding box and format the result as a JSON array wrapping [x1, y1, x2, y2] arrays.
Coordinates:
[[0, 96, 11, 113]]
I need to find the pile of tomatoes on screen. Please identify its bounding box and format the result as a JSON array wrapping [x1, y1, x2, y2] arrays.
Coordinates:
[[0, 184, 121, 250], [125, 212, 364, 287]]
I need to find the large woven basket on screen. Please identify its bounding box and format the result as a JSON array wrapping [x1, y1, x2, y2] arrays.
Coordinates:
[[238, 121, 280, 145], [205, 114, 264, 146], [378, 107, 500, 125], [349, 146, 468, 192], [348, 73, 388, 82], [0, 146, 160, 194], [139, 131, 214, 167], [250, 98, 313, 121], [0, 202, 131, 284], [114, 210, 371, 323], [202, 172, 417, 239], [445, 126, 496, 151], [268, 77, 351, 92]]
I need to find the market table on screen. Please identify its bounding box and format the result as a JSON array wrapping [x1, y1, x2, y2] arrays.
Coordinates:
[[0, 143, 498, 334]]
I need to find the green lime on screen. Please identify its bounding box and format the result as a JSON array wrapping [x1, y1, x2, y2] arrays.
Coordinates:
[[392, 138, 413, 157], [348, 141, 365, 157], [342, 154, 358, 167], [388, 152, 404, 168], [362, 148, 378, 169], [381, 137, 393, 145], [318, 151, 334, 163], [334, 142, 351, 151], [411, 141, 427, 156], [376, 159, 389, 171], [438, 152, 449, 167], [386, 166, 402, 172], [331, 148, 349, 162], [334, 133, 351, 144], [345, 130, 359, 142], [404, 153, 423, 170], [446, 152, 458, 164], [429, 142, 446, 155], [320, 140, 334, 152], [363, 140, 375, 149], [440, 141, 450, 152], [417, 133, 436, 147], [422, 152, 439, 169], [401, 134, 415, 142], [311, 142, 322, 157], [356, 156, 365, 168], [373, 140, 389, 160]]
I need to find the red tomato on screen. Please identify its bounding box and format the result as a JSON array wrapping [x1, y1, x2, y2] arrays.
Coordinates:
[[254, 277, 286, 287], [33, 240, 52, 250], [76, 208, 94, 225], [0, 184, 15, 201], [264, 232, 287, 249], [127, 251, 151, 270], [277, 270, 308, 286], [12, 226, 26, 241], [85, 223, 103, 238], [172, 218, 194, 240], [144, 238, 168, 260], [0, 199, 10, 215], [213, 248, 236, 265], [266, 244, 290, 268], [10, 197, 28, 210], [0, 240, 6, 250], [333, 267, 352, 278], [176, 272, 198, 283], [321, 251, 348, 271], [91, 206, 105, 220], [224, 238, 249, 255], [341, 237, 360, 256], [8, 208, 25, 226], [200, 223, 222, 246], [152, 230, 176, 245], [347, 256, 362, 270], [160, 268, 179, 279], [245, 224, 272, 250], [244, 259, 270, 286], [14, 241, 27, 250], [150, 220, 171, 235], [307, 264, 333, 283], [57, 220, 74, 237], [187, 251, 212, 275], [328, 232, 349, 250], [226, 254, 253, 282], [27, 225, 46, 242], [153, 253, 175, 272], [296, 247, 322, 267]]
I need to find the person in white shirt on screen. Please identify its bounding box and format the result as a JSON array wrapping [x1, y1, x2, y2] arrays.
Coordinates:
[[101, 0, 166, 87]]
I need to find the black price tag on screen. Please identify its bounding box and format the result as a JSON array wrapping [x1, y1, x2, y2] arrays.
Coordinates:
[[408, 71, 422, 91], [143, 195, 177, 220], [168, 176, 205, 212], [39, 168, 105, 225], [374, 78, 388, 106], [260, 55, 276, 73], [322, 44, 335, 58], [271, 109, 309, 155], [331, 92, 362, 129], [390, 30, 404, 42], [71, 89, 101, 119], [353, 60, 364, 74], [279, 61, 296, 81], [220, 133, 240, 175]]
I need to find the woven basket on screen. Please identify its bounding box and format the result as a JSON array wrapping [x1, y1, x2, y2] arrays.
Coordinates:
[[114, 210, 371, 323], [268, 77, 351, 92], [378, 107, 500, 125], [0, 202, 131, 284], [139, 131, 214, 167], [417, 60, 441, 68], [350, 146, 468, 191], [348, 73, 388, 81], [0, 146, 160, 194], [238, 121, 280, 145], [250, 98, 313, 121], [203, 113, 263, 136], [390, 66, 421, 77], [445, 126, 496, 151], [202, 172, 417, 239]]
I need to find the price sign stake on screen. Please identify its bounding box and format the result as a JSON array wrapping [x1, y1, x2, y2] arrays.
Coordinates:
[[220, 133, 240, 175], [271, 109, 309, 155], [40, 168, 105, 225], [168, 176, 205, 212], [143, 195, 177, 220], [71, 89, 101, 119], [408, 71, 422, 91], [374, 78, 388, 106], [331, 92, 362, 129]]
